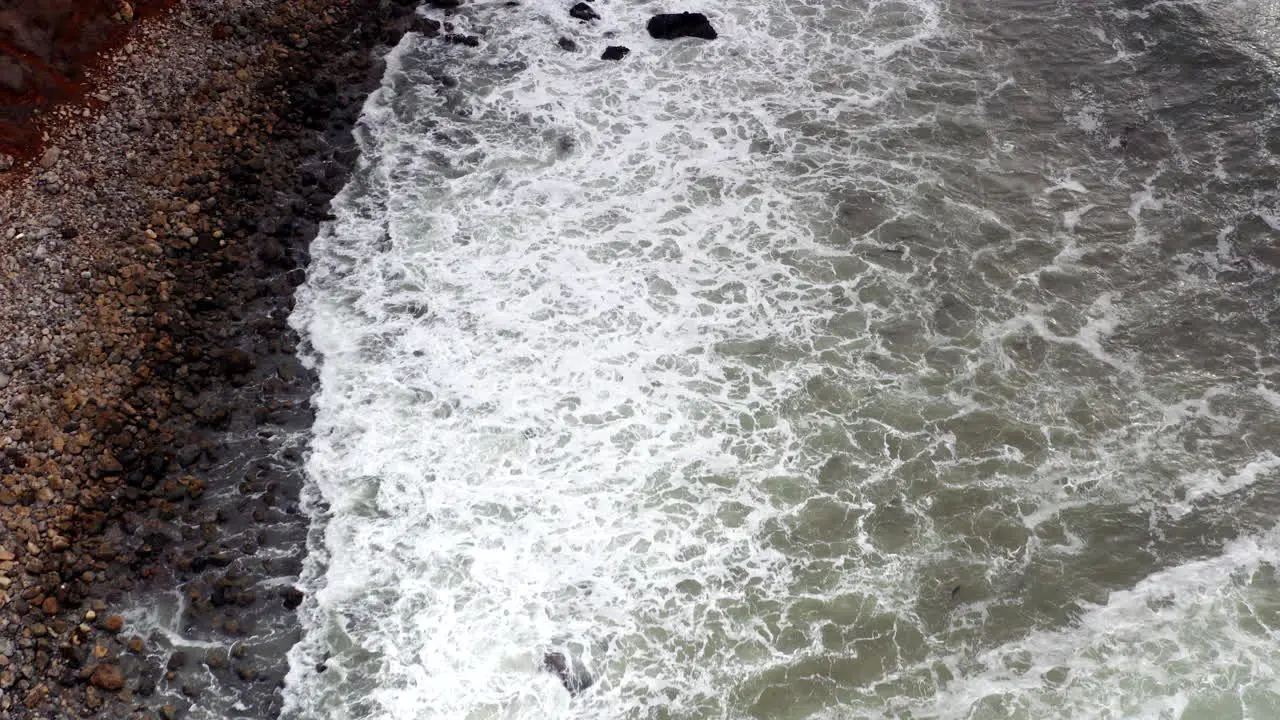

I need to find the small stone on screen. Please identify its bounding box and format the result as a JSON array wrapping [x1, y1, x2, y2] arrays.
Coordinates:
[[22, 683, 48, 708], [97, 454, 123, 475], [160, 705, 178, 720], [41, 597, 57, 615], [601, 45, 630, 60], [88, 664, 124, 691], [102, 615, 124, 633], [92, 645, 109, 659], [127, 637, 144, 653], [39, 147, 61, 169], [557, 37, 577, 52], [166, 651, 187, 671], [0, 549, 13, 561], [0, 372, 8, 389], [0, 154, 13, 171]]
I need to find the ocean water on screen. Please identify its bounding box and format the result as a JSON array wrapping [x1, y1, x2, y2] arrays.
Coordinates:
[[284, 0, 1280, 717]]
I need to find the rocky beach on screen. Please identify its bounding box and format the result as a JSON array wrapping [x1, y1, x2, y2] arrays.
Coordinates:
[[0, 0, 438, 716]]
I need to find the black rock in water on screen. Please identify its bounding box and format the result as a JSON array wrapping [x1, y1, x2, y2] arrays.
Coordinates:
[[541, 651, 595, 695], [601, 45, 630, 60], [647, 12, 717, 40], [558, 36, 578, 52], [427, 0, 463, 7], [570, 2, 600, 21], [410, 17, 442, 37], [443, 33, 481, 47]]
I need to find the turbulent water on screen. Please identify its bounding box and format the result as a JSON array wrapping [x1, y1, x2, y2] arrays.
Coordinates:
[[284, 0, 1280, 717]]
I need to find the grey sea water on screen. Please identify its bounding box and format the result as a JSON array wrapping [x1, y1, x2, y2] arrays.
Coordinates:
[[285, 0, 1280, 717]]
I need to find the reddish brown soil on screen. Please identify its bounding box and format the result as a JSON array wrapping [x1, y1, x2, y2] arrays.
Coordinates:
[[0, 0, 176, 158]]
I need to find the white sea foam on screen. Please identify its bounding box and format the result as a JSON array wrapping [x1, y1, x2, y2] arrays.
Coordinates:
[[282, 0, 1280, 717]]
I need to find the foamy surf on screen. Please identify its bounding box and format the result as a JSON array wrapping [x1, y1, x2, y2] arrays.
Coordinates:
[[283, 0, 1280, 717]]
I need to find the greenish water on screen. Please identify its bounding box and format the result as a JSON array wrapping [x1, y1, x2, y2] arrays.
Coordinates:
[[283, 0, 1280, 717]]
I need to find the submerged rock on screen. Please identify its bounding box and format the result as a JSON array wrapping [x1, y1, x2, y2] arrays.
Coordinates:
[[647, 12, 717, 40], [558, 36, 578, 52], [601, 45, 630, 61], [541, 651, 594, 695]]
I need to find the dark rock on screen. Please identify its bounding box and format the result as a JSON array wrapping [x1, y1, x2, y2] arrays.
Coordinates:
[[557, 37, 578, 52], [541, 651, 594, 695], [601, 45, 630, 60], [167, 651, 188, 671], [427, 0, 463, 6], [411, 17, 442, 37], [218, 348, 255, 375], [569, 2, 599, 21], [443, 33, 480, 47], [137, 674, 156, 696], [176, 444, 203, 468], [647, 12, 717, 40], [196, 232, 221, 253]]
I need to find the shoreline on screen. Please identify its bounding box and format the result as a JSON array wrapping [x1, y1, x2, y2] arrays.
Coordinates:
[[0, 0, 427, 716]]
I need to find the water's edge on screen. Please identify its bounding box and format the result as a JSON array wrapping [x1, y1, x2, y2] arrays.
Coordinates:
[[114, 2, 435, 717]]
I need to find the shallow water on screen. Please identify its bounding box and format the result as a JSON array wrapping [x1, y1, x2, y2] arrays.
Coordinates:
[[285, 0, 1280, 717]]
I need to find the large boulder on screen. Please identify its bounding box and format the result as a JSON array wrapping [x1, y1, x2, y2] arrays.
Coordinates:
[[646, 12, 717, 40], [570, 2, 599, 21]]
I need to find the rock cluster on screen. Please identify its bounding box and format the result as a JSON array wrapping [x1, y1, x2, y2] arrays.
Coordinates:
[[556, 2, 718, 60]]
